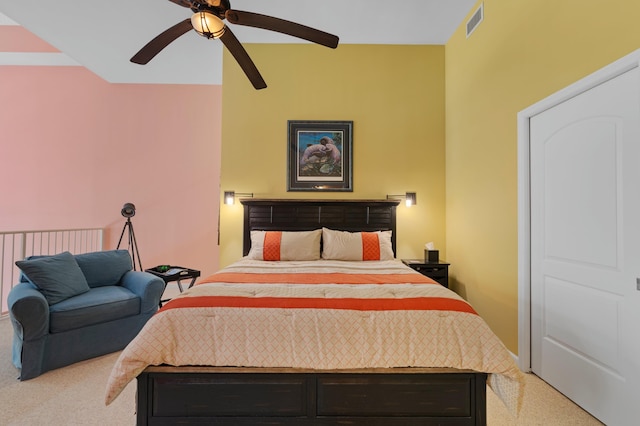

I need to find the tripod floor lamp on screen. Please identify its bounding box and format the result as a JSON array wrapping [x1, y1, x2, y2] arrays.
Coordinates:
[[116, 202, 143, 271]]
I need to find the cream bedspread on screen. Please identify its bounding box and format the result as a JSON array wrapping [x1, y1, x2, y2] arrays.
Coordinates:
[[105, 259, 524, 414]]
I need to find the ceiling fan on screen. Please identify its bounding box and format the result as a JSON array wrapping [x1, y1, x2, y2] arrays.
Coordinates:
[[131, 0, 340, 90]]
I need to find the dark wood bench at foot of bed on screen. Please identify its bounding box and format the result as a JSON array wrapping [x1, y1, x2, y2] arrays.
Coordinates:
[[136, 366, 487, 426]]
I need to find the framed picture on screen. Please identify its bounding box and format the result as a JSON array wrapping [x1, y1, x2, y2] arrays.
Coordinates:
[[287, 120, 353, 192]]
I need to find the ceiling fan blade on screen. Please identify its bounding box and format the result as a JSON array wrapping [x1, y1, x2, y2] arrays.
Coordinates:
[[225, 10, 339, 49], [219, 27, 267, 90], [168, 0, 195, 8], [131, 19, 193, 65]]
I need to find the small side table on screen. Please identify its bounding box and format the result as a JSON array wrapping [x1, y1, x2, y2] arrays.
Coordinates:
[[402, 259, 450, 288], [145, 266, 201, 306]]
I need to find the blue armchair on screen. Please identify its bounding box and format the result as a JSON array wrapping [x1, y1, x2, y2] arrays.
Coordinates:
[[8, 249, 164, 380]]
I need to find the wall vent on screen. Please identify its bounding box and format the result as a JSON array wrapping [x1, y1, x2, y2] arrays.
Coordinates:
[[466, 3, 484, 38]]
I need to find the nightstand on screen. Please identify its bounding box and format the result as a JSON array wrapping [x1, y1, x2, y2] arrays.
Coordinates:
[[402, 259, 450, 288]]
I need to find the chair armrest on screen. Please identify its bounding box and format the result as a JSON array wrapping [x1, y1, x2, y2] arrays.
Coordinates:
[[120, 271, 164, 314], [8, 282, 50, 340]]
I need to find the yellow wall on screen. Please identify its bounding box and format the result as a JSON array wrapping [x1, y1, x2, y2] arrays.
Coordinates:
[[445, 0, 640, 352], [220, 44, 446, 267], [220, 1, 640, 353]]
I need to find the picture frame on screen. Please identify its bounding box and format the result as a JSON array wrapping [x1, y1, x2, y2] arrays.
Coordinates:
[[287, 120, 353, 192]]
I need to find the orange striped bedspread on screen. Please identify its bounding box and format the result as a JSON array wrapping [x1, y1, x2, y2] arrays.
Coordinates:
[[105, 259, 524, 414]]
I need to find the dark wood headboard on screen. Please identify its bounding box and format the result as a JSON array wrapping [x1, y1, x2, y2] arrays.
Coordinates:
[[240, 199, 400, 256]]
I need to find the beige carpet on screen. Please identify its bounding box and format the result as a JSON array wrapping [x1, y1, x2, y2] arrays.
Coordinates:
[[0, 317, 603, 425]]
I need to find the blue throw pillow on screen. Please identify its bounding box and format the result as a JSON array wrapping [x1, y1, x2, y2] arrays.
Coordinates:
[[16, 251, 90, 305], [74, 250, 132, 287]]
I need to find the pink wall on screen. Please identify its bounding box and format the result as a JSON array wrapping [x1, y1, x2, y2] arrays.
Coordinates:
[[0, 26, 223, 278], [0, 26, 57, 51]]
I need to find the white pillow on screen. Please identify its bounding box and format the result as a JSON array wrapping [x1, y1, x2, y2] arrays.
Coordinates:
[[247, 229, 321, 261], [321, 228, 394, 261]]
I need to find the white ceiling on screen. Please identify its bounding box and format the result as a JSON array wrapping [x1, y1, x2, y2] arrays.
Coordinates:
[[0, 0, 476, 85]]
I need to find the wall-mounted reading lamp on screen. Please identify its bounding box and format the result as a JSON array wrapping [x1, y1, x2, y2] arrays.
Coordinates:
[[386, 192, 417, 207], [224, 191, 254, 205]]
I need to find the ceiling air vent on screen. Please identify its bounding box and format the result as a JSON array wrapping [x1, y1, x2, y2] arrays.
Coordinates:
[[466, 3, 484, 38]]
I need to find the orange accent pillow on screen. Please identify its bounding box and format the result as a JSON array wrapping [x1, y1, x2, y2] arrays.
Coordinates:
[[262, 231, 282, 261], [361, 232, 381, 260], [247, 230, 322, 261]]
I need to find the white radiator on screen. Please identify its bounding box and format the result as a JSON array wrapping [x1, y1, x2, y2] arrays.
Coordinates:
[[0, 228, 103, 316]]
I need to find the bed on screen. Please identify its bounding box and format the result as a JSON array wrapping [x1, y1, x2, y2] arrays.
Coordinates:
[[105, 199, 524, 425]]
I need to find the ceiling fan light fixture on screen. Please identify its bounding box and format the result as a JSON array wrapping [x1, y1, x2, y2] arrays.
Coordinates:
[[132, 3, 339, 90], [191, 11, 225, 39]]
